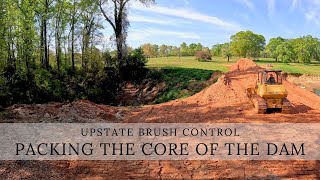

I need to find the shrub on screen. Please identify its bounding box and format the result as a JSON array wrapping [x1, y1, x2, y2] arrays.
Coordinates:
[[120, 47, 148, 83], [153, 68, 215, 104], [145, 69, 163, 83], [0, 48, 148, 107], [0, 66, 121, 107], [195, 49, 212, 61]]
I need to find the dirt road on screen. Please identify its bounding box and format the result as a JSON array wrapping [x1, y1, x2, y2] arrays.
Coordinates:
[[1, 59, 320, 179]]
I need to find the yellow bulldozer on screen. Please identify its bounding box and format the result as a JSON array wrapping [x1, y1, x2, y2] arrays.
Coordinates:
[[246, 70, 292, 114]]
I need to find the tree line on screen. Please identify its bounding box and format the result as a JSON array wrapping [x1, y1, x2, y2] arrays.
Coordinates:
[[0, 0, 105, 75], [0, 0, 154, 107], [142, 31, 320, 64], [141, 42, 210, 58], [266, 36, 320, 63]]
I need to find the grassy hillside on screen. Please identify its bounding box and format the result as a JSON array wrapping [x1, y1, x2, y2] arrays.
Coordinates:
[[147, 68, 216, 104], [147, 56, 320, 75]]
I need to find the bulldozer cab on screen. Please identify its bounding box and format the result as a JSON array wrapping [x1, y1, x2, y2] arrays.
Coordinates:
[[258, 70, 283, 85]]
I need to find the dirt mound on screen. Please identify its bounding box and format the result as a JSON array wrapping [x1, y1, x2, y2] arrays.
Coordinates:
[[185, 75, 242, 106], [116, 81, 167, 106], [5, 100, 122, 123], [230, 58, 261, 72]]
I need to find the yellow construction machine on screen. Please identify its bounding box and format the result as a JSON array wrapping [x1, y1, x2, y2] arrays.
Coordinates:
[[246, 70, 292, 114]]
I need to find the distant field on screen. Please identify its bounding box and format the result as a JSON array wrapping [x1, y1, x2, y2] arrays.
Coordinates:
[[147, 56, 237, 72], [255, 58, 320, 75], [147, 56, 320, 75]]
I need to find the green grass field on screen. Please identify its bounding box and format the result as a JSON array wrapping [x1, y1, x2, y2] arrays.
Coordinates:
[[255, 58, 320, 75], [147, 56, 320, 75], [147, 56, 237, 72]]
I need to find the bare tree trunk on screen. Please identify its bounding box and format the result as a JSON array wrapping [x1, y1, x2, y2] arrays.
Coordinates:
[[116, 33, 123, 67], [44, 2, 49, 69], [39, 0, 49, 70], [40, 20, 45, 67], [7, 42, 12, 65], [100, 0, 131, 70], [55, 19, 61, 73], [83, 33, 90, 72], [11, 39, 16, 69], [64, 38, 68, 68], [71, 14, 75, 70]]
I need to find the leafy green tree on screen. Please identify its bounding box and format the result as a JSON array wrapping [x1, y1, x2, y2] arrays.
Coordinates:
[[221, 43, 232, 61], [292, 36, 319, 63], [34, 0, 54, 70], [99, 0, 155, 69], [189, 43, 197, 55], [266, 37, 285, 61], [142, 43, 158, 58], [171, 46, 180, 57], [314, 42, 320, 62], [230, 30, 266, 59], [67, 0, 80, 70], [54, 0, 68, 74], [0, 0, 18, 69], [152, 44, 159, 57], [79, 0, 102, 72], [211, 44, 223, 56], [159, 44, 168, 57], [275, 41, 295, 63], [196, 43, 203, 52], [16, 0, 38, 75], [180, 42, 188, 56]]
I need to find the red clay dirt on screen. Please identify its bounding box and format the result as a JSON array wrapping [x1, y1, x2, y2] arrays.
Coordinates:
[[1, 59, 320, 179]]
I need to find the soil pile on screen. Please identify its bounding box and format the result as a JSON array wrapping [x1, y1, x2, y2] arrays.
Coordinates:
[[116, 81, 167, 106], [3, 100, 121, 123], [230, 58, 261, 72]]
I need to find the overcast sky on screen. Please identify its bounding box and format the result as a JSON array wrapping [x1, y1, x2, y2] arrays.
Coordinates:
[[102, 0, 320, 48]]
